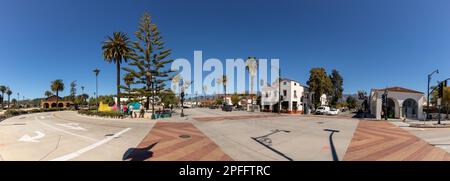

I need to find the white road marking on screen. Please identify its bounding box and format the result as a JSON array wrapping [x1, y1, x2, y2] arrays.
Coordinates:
[[50, 128, 131, 161], [55, 123, 87, 131], [35, 117, 97, 142], [40, 116, 45, 119], [18, 131, 45, 143]]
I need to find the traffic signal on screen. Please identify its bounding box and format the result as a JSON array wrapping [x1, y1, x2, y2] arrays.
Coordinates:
[[438, 81, 446, 98]]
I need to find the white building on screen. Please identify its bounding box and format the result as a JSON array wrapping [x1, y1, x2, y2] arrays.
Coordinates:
[[261, 78, 309, 114], [370, 87, 425, 120]]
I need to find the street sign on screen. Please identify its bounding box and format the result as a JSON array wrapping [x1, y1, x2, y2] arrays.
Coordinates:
[[437, 98, 442, 106]]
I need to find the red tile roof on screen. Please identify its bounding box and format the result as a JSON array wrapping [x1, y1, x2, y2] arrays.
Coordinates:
[[373, 87, 423, 94]]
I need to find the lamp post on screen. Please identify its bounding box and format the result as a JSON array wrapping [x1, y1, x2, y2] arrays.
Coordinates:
[[278, 69, 282, 115], [427, 69, 439, 121], [180, 79, 185, 117]]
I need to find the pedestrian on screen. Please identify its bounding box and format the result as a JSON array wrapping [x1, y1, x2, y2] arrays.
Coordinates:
[[129, 105, 134, 118], [123, 105, 128, 116], [139, 105, 145, 118]]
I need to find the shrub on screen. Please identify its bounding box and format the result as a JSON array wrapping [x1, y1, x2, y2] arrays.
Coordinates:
[[78, 109, 124, 119]]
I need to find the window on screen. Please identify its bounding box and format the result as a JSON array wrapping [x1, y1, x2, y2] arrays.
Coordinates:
[[283, 82, 287, 85], [294, 83, 297, 86], [265, 93, 269, 98], [283, 90, 287, 96], [294, 90, 297, 98]]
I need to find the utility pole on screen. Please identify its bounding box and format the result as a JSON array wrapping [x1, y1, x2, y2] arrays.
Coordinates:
[[427, 69, 439, 121]]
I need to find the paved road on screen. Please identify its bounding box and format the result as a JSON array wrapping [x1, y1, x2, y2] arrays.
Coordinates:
[[0, 111, 155, 161], [187, 108, 359, 161]]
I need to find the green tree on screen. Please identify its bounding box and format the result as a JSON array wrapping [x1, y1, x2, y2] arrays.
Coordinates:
[[346, 96, 358, 109], [70, 81, 77, 102], [45, 90, 53, 98], [0, 85, 6, 109], [307, 68, 332, 108], [122, 12, 174, 114], [11, 98, 17, 108], [432, 86, 450, 118], [159, 90, 178, 108], [222, 75, 228, 99], [102, 32, 133, 109], [123, 73, 134, 97], [329, 69, 344, 106], [6, 88, 12, 109], [51, 79, 64, 105], [231, 94, 240, 106]]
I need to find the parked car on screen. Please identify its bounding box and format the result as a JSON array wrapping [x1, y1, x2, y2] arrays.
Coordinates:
[[222, 104, 233, 112], [327, 108, 340, 115], [315, 106, 330, 115]]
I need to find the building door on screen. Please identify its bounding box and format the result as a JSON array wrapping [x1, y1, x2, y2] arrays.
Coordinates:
[[402, 99, 418, 119], [382, 98, 396, 118]]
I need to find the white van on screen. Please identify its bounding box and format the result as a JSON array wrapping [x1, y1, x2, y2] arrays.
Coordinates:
[[315, 106, 330, 115]]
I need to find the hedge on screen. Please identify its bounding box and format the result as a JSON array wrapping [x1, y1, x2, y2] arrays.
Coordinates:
[[78, 109, 124, 119], [1, 108, 67, 121]]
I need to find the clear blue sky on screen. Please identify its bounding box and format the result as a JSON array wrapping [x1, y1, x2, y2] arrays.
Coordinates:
[[1, 0, 449, 99]]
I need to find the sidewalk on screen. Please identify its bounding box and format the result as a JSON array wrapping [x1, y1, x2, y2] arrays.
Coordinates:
[[343, 120, 450, 161]]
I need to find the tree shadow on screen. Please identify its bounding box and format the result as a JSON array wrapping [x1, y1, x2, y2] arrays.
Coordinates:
[[122, 141, 159, 161]]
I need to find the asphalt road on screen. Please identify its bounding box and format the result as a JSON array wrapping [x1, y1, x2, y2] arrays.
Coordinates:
[[0, 111, 155, 161]]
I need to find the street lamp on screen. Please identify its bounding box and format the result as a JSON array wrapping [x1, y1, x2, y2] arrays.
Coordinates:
[[180, 79, 185, 117], [427, 69, 439, 121]]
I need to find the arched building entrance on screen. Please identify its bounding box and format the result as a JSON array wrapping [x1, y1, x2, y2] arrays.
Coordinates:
[[382, 98, 397, 119], [402, 99, 418, 119]]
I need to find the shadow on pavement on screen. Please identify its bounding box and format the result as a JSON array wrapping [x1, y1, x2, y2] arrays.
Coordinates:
[[324, 129, 340, 161], [122, 142, 159, 161]]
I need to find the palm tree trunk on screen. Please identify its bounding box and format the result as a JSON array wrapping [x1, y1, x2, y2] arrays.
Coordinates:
[[7, 95, 10, 109], [116, 60, 121, 110], [56, 91, 59, 106], [1, 93, 4, 109]]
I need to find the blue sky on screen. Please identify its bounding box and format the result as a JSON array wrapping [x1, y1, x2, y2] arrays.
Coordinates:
[[1, 0, 449, 99]]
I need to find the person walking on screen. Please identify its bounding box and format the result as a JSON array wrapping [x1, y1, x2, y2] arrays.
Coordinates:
[[123, 104, 128, 117], [139, 105, 145, 118], [129, 104, 134, 119]]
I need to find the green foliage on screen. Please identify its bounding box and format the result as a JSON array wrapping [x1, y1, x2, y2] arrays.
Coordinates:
[[159, 90, 178, 108], [51, 79, 64, 99], [215, 98, 224, 105], [122, 12, 174, 111], [307, 68, 333, 108], [4, 108, 66, 117], [231, 94, 240, 106], [346, 96, 358, 109], [78, 109, 123, 119], [329, 69, 344, 106], [70, 80, 77, 101], [45, 91, 53, 98]]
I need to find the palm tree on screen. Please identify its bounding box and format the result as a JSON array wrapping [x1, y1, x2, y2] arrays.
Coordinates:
[[93, 68, 100, 107], [51, 79, 64, 106], [246, 57, 258, 110], [216, 77, 222, 99], [6, 88, 12, 109], [0, 85, 6, 109], [102, 32, 133, 109], [222, 75, 228, 100], [45, 90, 53, 98]]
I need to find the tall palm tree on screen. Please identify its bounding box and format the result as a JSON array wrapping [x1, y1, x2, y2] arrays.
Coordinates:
[[0, 85, 6, 109], [93, 68, 100, 106], [102, 32, 133, 109], [222, 75, 228, 100], [6, 88, 12, 109], [51, 79, 64, 106], [216, 77, 223, 99], [246, 57, 258, 110], [45, 90, 53, 98]]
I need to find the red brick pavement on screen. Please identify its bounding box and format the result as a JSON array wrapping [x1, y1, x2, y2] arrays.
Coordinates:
[[136, 122, 232, 161], [343, 121, 450, 161], [193, 114, 283, 122]]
